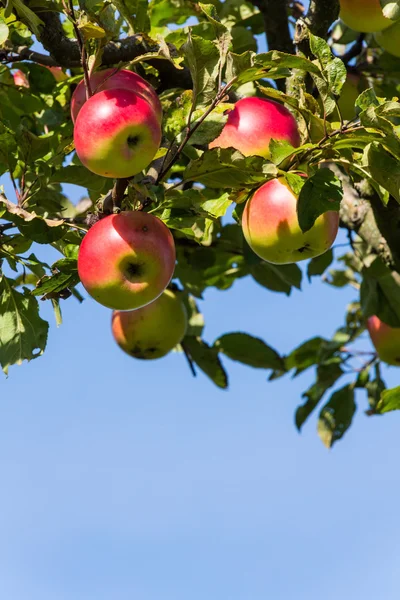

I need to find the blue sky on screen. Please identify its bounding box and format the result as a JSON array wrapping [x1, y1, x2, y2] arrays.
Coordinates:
[[1, 4, 400, 599]]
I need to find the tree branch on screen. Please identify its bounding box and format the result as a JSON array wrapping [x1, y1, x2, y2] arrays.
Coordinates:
[[338, 169, 400, 272], [27, 10, 191, 91], [250, 0, 293, 54], [294, 0, 340, 55]]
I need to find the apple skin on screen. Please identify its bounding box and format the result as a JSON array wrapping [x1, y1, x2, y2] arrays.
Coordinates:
[[77, 211, 176, 310], [367, 316, 400, 366], [209, 97, 300, 158], [336, 73, 362, 121], [74, 88, 162, 178], [71, 68, 162, 123], [340, 0, 393, 33], [242, 177, 339, 264], [111, 289, 187, 360], [13, 70, 29, 88], [375, 19, 400, 57]]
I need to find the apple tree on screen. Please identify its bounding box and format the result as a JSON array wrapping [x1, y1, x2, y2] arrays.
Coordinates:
[[1, 0, 400, 447]]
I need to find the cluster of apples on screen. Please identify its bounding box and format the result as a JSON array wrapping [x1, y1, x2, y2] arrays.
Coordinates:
[[209, 96, 339, 264], [77, 209, 187, 359], [72, 70, 187, 359], [340, 0, 400, 57]]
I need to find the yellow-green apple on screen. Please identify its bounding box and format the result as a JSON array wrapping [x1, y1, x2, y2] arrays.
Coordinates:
[[209, 97, 300, 158], [13, 69, 29, 87], [340, 0, 393, 32], [71, 68, 162, 123], [74, 88, 162, 178], [111, 289, 187, 360], [77, 211, 176, 310], [336, 73, 362, 121], [367, 315, 400, 366], [375, 19, 400, 57], [242, 177, 339, 264]]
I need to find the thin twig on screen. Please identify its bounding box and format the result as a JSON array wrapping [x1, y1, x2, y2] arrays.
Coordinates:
[[157, 80, 235, 183], [66, 0, 92, 98]]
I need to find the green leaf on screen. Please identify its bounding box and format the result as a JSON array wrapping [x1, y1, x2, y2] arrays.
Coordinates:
[[184, 147, 277, 188], [366, 142, 400, 203], [0, 198, 66, 244], [0, 276, 48, 375], [380, 0, 400, 20], [307, 249, 334, 280], [50, 166, 110, 192], [7, 0, 44, 37], [182, 32, 220, 108], [31, 258, 79, 299], [295, 363, 344, 430], [375, 385, 400, 414], [199, 3, 232, 75], [0, 16, 9, 43], [214, 332, 284, 370], [269, 139, 297, 165], [286, 336, 327, 371], [297, 169, 342, 233], [360, 256, 400, 328], [250, 260, 302, 295], [183, 336, 228, 388], [181, 294, 204, 337], [317, 384, 356, 448]]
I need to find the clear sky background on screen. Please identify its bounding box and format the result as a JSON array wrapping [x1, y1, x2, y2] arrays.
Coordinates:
[[1, 5, 400, 599]]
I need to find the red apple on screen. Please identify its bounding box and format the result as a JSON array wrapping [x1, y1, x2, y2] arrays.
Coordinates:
[[70, 68, 162, 123], [74, 88, 162, 178], [242, 177, 339, 264], [13, 70, 29, 88], [340, 0, 393, 33], [367, 315, 400, 366], [111, 289, 187, 360], [78, 211, 176, 310], [209, 97, 300, 158]]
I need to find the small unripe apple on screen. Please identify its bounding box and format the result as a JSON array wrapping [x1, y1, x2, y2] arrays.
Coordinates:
[[375, 19, 400, 57], [367, 315, 400, 366], [340, 0, 393, 33], [209, 97, 300, 159], [78, 211, 176, 310], [74, 88, 162, 178], [71, 68, 162, 123], [242, 177, 339, 264], [13, 70, 29, 88], [111, 289, 187, 360]]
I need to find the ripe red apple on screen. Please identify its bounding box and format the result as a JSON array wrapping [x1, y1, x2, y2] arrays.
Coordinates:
[[340, 0, 393, 32], [74, 88, 162, 178], [111, 289, 188, 360], [70, 68, 162, 123], [13, 70, 29, 88], [78, 211, 176, 310], [375, 19, 400, 57], [242, 177, 339, 264], [209, 97, 300, 158], [367, 316, 400, 366]]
